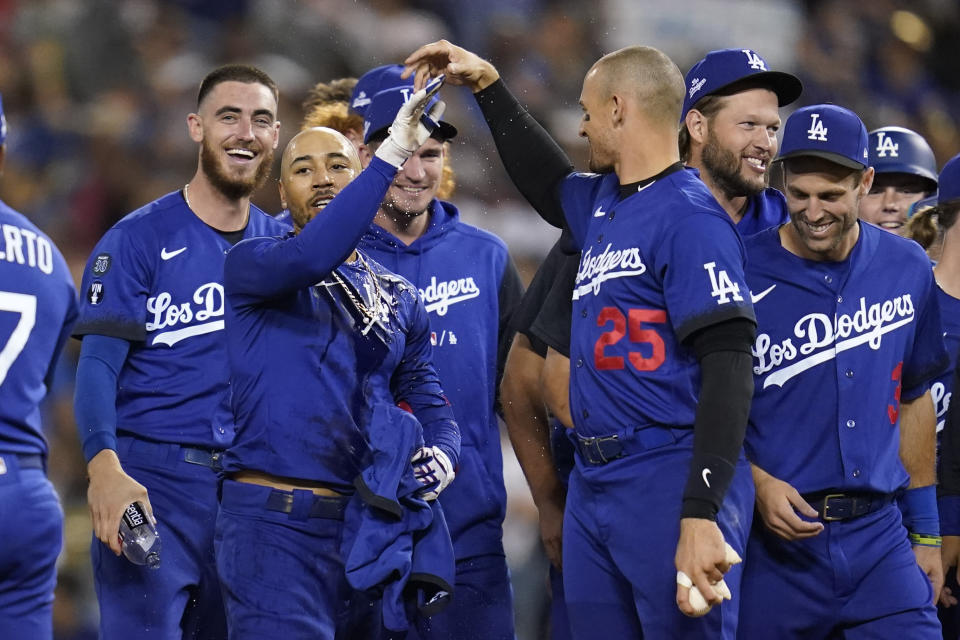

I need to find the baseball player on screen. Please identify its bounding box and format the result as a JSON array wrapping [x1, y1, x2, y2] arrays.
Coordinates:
[[738, 104, 947, 639], [217, 91, 461, 638], [859, 125, 938, 236], [405, 40, 758, 638], [72, 65, 288, 638], [681, 48, 802, 233], [0, 94, 78, 639], [348, 75, 524, 640]]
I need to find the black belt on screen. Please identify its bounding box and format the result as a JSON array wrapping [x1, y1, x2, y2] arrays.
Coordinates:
[[575, 427, 677, 466], [265, 489, 347, 520], [0, 453, 44, 472], [802, 491, 893, 522], [182, 447, 224, 471]]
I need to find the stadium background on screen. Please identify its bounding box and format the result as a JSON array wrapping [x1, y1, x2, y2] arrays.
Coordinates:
[[1, 1, 957, 637]]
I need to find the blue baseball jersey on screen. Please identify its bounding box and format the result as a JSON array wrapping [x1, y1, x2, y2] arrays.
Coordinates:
[[736, 187, 789, 236], [561, 166, 755, 436], [358, 199, 522, 557], [932, 286, 960, 436], [744, 223, 948, 495], [73, 191, 287, 449], [223, 163, 456, 487], [0, 200, 77, 456]]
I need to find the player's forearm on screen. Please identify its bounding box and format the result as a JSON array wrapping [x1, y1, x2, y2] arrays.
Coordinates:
[[474, 79, 572, 228], [541, 349, 572, 428], [501, 336, 564, 507], [224, 157, 397, 298], [900, 390, 937, 487], [74, 334, 129, 462]]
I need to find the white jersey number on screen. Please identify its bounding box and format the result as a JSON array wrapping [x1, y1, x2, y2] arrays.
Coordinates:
[[0, 291, 37, 386]]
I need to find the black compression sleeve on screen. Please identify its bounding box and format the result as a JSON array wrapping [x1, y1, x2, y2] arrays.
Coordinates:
[[941, 365, 960, 495], [681, 319, 756, 520], [474, 79, 573, 228]]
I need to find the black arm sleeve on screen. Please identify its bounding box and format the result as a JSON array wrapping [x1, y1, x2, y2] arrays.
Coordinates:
[[941, 363, 960, 495], [474, 79, 574, 228], [495, 258, 525, 414], [680, 318, 757, 520]]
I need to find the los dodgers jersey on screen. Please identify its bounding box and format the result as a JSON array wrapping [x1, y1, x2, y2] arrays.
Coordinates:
[[931, 286, 960, 437], [561, 165, 755, 437], [73, 191, 287, 449], [0, 200, 78, 456], [744, 223, 948, 495]]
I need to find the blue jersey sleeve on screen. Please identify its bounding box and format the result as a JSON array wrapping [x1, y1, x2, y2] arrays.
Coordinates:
[[225, 157, 397, 301], [559, 172, 609, 250], [391, 291, 460, 467], [902, 267, 949, 400], [660, 212, 755, 342], [74, 227, 152, 341]]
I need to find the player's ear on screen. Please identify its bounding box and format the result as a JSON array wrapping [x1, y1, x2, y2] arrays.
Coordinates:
[[685, 109, 706, 145], [610, 93, 625, 128], [187, 113, 203, 144], [271, 121, 281, 150], [358, 143, 374, 168], [859, 167, 875, 197], [278, 178, 287, 209]]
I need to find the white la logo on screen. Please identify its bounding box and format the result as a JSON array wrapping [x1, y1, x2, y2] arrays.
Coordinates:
[[807, 113, 828, 141], [742, 49, 766, 71], [703, 262, 743, 305], [875, 132, 899, 157]]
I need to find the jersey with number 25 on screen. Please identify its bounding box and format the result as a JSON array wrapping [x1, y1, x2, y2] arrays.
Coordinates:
[[561, 166, 755, 437]]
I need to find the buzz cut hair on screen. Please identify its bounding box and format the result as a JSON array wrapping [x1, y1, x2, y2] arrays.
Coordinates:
[[197, 64, 279, 108], [593, 45, 685, 126]]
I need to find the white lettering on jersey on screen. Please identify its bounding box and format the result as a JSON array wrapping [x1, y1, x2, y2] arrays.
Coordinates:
[[146, 282, 225, 346], [688, 77, 707, 99], [704, 262, 744, 304], [875, 132, 899, 158], [932, 380, 952, 434], [742, 49, 767, 70], [573, 243, 647, 300], [420, 276, 480, 316], [0, 224, 54, 274], [752, 294, 915, 388], [807, 113, 828, 141]]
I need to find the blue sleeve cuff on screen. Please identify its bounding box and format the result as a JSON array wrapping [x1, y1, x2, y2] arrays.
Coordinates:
[[939, 495, 960, 536], [900, 485, 940, 536], [422, 418, 461, 470], [82, 433, 118, 463]]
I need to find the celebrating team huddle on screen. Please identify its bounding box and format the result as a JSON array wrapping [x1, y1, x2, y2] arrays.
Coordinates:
[[3, 30, 960, 640]]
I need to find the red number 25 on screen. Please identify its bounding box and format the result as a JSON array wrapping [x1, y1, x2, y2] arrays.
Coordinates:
[[594, 307, 666, 371]]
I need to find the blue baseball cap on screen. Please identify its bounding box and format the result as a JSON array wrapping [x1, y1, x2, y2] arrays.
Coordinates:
[[938, 153, 960, 204], [350, 64, 406, 117], [681, 48, 802, 122], [868, 126, 937, 190], [362, 85, 457, 144], [0, 94, 6, 145], [777, 104, 869, 170]]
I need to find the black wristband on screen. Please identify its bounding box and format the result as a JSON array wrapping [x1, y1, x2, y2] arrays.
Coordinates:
[[682, 453, 736, 520]]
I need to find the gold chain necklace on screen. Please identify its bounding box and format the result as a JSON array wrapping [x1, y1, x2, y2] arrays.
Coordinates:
[[331, 252, 386, 335], [183, 183, 192, 209]]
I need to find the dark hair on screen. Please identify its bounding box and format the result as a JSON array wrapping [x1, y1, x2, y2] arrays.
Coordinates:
[[197, 64, 279, 108], [905, 206, 940, 250]]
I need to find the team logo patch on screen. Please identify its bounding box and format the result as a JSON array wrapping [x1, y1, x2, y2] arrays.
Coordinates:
[[741, 49, 767, 71], [92, 253, 112, 275], [807, 113, 828, 141], [875, 132, 899, 157], [87, 280, 105, 305]]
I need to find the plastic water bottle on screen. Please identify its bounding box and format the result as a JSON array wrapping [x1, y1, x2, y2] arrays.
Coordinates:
[[118, 501, 161, 569]]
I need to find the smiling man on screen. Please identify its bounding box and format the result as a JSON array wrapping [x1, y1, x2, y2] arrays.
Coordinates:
[[72, 65, 288, 639], [680, 48, 802, 234], [859, 126, 938, 236], [739, 104, 948, 639]]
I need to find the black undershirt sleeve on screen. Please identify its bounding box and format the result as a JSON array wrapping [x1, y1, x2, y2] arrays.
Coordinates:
[[941, 363, 960, 495], [474, 79, 574, 228], [681, 318, 756, 520]]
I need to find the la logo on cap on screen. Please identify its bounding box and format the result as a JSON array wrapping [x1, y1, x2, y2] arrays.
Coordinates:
[[742, 50, 766, 71], [875, 132, 899, 157], [807, 113, 828, 141]]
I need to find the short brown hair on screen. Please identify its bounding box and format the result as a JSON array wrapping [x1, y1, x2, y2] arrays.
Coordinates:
[[198, 64, 278, 108]]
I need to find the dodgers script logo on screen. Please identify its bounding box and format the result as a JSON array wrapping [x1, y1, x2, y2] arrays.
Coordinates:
[[875, 132, 899, 158], [932, 380, 952, 434], [573, 243, 646, 300], [752, 294, 915, 388], [145, 282, 225, 346], [420, 276, 480, 316]]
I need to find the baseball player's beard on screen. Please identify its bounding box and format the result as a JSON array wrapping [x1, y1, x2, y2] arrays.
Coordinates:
[[702, 131, 767, 200], [200, 139, 275, 202]]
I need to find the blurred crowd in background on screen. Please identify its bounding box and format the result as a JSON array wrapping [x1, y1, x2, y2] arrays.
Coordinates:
[[2, 1, 959, 638]]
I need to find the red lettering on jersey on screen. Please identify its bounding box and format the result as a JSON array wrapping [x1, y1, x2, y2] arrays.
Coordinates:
[[594, 307, 666, 372]]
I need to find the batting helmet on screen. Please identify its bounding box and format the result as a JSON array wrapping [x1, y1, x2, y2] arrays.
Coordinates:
[[868, 126, 938, 192]]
